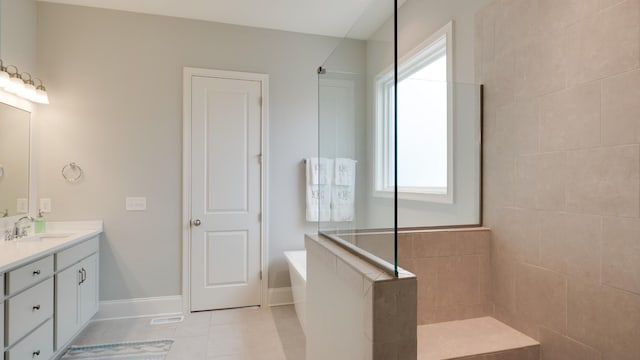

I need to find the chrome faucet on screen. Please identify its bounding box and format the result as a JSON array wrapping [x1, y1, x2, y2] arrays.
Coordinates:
[[13, 215, 34, 238]]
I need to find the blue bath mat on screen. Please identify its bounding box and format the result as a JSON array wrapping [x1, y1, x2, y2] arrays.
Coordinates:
[[61, 339, 174, 360]]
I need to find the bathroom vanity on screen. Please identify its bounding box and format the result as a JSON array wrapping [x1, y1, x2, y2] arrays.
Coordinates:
[[0, 222, 102, 360]]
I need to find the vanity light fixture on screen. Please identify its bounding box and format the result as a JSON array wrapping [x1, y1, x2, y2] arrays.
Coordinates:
[[19, 73, 37, 100], [5, 66, 25, 95], [0, 61, 9, 88], [0, 60, 49, 104], [33, 78, 49, 104]]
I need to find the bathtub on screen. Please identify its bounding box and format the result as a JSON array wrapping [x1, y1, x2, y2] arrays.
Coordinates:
[[284, 250, 306, 334]]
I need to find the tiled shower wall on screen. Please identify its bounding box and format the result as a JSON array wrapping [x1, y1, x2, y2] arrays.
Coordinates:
[[476, 0, 640, 359], [398, 229, 492, 325]]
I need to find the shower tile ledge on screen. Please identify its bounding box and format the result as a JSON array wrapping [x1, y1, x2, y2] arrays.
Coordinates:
[[417, 317, 539, 360]]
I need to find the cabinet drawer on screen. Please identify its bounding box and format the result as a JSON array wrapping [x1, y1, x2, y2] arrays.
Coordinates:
[[6, 278, 54, 346], [6, 256, 53, 295], [6, 319, 53, 360], [56, 236, 99, 271]]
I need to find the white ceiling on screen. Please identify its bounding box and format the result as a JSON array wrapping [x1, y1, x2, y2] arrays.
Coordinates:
[[37, 0, 397, 39]]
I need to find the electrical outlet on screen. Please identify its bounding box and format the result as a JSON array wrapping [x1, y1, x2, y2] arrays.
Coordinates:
[[126, 197, 147, 211], [16, 198, 28, 213], [40, 198, 52, 213]]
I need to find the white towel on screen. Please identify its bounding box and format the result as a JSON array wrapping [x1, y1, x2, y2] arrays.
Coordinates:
[[307, 157, 333, 185], [331, 185, 355, 222], [306, 158, 333, 222], [334, 158, 356, 186], [306, 184, 331, 222]]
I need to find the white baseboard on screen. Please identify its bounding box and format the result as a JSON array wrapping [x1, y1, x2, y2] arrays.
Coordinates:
[[268, 287, 293, 306], [95, 296, 183, 320]]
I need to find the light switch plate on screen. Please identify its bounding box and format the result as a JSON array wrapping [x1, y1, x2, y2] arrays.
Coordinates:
[[126, 197, 147, 211], [16, 198, 28, 213], [40, 198, 52, 213]]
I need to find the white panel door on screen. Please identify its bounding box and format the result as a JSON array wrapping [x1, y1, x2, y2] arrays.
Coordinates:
[[190, 74, 262, 311]]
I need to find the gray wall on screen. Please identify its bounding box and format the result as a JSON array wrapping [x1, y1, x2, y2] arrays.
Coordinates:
[[0, 0, 37, 72], [36, 3, 338, 300]]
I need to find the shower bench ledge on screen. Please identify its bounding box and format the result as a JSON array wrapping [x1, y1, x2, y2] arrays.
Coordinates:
[[417, 317, 540, 360]]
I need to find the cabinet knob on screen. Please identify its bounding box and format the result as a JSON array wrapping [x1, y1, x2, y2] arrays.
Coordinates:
[[32, 305, 41, 311], [33, 269, 41, 276], [191, 219, 201, 227], [32, 350, 40, 358]]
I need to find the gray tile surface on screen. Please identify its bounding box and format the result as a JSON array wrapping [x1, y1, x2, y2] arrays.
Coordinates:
[[71, 305, 305, 360]]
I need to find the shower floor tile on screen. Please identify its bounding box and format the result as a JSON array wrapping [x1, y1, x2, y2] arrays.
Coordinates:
[[71, 305, 305, 360]]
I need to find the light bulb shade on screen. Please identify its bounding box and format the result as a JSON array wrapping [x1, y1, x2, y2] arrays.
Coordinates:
[[0, 71, 9, 88], [20, 83, 36, 99], [34, 88, 49, 104], [6, 76, 24, 94]]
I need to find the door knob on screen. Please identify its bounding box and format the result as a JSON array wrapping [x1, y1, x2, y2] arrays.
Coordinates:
[[192, 219, 202, 227]]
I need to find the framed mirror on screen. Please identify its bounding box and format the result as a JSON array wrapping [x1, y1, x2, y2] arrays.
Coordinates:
[[0, 91, 33, 221]]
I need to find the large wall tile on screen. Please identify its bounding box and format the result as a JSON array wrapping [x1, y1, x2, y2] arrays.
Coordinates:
[[565, 145, 640, 217], [414, 258, 438, 322], [535, 152, 567, 211], [539, 327, 601, 360], [515, 33, 567, 99], [495, 101, 539, 156], [492, 253, 517, 314], [536, 0, 599, 34], [565, 0, 640, 85], [513, 155, 538, 209], [494, 0, 537, 55], [436, 255, 484, 307], [602, 69, 640, 145], [483, 49, 517, 108], [516, 264, 567, 333], [568, 280, 640, 360], [539, 82, 601, 152], [539, 212, 602, 283], [492, 208, 540, 264], [602, 217, 640, 295]]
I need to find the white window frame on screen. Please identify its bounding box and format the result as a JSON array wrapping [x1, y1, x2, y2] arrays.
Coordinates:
[[373, 21, 454, 204]]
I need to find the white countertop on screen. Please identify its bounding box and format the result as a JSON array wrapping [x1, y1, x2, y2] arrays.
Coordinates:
[[0, 221, 103, 273]]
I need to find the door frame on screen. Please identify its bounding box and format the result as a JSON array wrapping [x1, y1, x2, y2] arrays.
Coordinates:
[[182, 67, 269, 313]]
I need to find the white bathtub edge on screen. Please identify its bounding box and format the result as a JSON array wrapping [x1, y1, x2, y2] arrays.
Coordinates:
[[268, 287, 294, 306]]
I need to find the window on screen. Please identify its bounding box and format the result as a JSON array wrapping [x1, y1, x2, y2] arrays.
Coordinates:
[[374, 22, 453, 203]]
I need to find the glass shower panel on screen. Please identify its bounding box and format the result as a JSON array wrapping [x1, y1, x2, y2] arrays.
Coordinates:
[[394, 0, 485, 228], [316, 0, 485, 278], [317, 0, 398, 275]]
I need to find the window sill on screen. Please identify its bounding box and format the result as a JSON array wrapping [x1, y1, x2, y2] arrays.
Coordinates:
[[373, 188, 453, 204]]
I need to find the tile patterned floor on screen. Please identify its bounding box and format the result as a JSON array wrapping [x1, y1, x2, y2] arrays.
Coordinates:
[[71, 305, 305, 360]]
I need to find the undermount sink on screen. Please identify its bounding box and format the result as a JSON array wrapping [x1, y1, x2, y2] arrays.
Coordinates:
[[15, 232, 75, 242]]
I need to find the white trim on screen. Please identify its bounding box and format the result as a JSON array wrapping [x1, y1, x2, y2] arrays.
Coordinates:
[[373, 21, 455, 204], [267, 287, 293, 307], [182, 67, 269, 314], [94, 296, 183, 320]]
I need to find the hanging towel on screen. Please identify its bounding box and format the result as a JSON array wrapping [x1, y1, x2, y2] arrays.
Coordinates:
[[334, 158, 357, 186], [306, 184, 332, 222], [331, 158, 356, 222], [307, 157, 334, 185], [306, 158, 333, 222], [331, 185, 355, 222]]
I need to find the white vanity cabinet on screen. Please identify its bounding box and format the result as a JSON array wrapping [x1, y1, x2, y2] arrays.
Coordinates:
[[4, 257, 55, 360], [55, 236, 99, 351], [1, 226, 102, 360]]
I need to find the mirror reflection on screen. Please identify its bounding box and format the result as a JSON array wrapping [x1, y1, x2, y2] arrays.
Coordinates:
[[0, 102, 30, 217]]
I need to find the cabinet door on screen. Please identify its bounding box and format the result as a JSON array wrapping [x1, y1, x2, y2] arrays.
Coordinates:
[[79, 253, 99, 324], [56, 265, 80, 350]]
